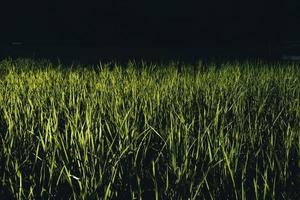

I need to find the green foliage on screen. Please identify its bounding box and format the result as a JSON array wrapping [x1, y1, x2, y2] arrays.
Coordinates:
[[0, 58, 299, 199]]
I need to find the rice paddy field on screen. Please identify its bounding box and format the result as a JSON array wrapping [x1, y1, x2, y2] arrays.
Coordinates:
[[0, 58, 299, 200]]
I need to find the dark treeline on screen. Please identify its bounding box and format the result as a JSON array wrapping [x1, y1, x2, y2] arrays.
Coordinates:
[[0, 0, 299, 59]]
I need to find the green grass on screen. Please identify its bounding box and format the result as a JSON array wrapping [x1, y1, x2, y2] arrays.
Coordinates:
[[0, 58, 299, 199]]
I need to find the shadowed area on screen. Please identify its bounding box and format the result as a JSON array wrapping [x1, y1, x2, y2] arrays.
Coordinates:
[[1, 0, 298, 62]]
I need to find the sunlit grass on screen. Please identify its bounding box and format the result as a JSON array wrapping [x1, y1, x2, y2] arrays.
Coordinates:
[[0, 58, 299, 199]]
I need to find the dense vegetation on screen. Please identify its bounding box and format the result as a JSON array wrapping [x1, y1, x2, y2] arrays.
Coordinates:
[[0, 58, 299, 199]]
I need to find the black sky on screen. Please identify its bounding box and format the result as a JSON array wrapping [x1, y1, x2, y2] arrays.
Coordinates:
[[0, 0, 299, 58]]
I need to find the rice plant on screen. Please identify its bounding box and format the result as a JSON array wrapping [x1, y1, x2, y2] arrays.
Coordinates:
[[0, 58, 299, 199]]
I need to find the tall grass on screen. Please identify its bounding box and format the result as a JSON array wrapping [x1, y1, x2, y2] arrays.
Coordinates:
[[0, 58, 299, 199]]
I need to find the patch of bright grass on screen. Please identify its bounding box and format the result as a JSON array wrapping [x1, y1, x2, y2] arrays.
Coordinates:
[[0, 58, 299, 199]]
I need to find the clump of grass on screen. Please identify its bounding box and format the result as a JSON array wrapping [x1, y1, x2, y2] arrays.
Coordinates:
[[0, 58, 299, 199]]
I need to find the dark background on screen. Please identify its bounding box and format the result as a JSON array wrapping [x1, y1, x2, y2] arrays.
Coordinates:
[[0, 0, 299, 61]]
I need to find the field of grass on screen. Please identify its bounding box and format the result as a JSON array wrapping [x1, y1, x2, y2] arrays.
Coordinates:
[[0, 58, 299, 199]]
